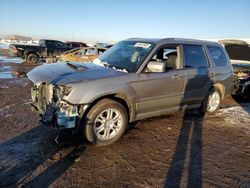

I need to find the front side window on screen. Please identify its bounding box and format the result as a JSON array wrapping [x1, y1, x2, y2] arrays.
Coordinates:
[[148, 45, 182, 71], [85, 48, 96, 55], [207, 45, 228, 66], [183, 45, 208, 68], [97, 41, 155, 73]]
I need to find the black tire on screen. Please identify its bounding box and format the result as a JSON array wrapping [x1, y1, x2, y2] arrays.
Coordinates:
[[84, 99, 128, 146], [26, 53, 39, 64], [201, 87, 221, 115]]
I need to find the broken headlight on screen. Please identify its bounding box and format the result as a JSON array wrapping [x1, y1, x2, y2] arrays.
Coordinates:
[[63, 86, 73, 96], [54, 85, 72, 99]]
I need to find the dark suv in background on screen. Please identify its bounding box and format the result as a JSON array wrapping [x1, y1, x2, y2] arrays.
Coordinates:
[[9, 39, 71, 64], [65, 41, 88, 48], [28, 38, 234, 146]]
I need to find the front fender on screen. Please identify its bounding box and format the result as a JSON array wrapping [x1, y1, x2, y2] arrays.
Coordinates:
[[64, 74, 138, 107]]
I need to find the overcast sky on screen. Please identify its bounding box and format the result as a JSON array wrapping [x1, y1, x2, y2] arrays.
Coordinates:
[[0, 0, 250, 43]]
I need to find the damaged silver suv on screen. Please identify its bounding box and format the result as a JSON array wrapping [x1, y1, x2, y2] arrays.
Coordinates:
[[28, 38, 233, 146]]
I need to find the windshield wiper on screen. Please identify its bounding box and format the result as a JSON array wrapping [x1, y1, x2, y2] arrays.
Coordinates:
[[101, 62, 110, 67], [111, 66, 129, 73], [93, 58, 111, 67]]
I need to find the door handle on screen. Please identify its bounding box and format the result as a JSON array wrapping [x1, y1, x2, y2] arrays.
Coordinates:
[[208, 72, 215, 78]]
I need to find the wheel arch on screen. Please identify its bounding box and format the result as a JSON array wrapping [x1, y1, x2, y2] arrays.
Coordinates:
[[24, 50, 41, 58], [80, 93, 135, 123], [213, 82, 225, 99]]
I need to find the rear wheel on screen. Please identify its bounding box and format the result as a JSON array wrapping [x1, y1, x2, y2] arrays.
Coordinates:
[[26, 53, 39, 64], [201, 87, 221, 114], [84, 99, 128, 146]]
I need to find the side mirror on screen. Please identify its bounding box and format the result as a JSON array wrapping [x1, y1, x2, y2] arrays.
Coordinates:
[[147, 61, 165, 73]]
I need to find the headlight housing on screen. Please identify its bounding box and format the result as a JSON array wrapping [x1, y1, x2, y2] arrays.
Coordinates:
[[53, 85, 73, 100], [63, 86, 73, 96]]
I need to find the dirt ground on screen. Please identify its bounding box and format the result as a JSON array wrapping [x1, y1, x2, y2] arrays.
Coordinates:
[[0, 76, 249, 188]]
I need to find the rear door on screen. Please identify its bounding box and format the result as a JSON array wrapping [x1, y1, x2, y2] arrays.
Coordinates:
[[182, 45, 214, 105], [206, 45, 234, 95]]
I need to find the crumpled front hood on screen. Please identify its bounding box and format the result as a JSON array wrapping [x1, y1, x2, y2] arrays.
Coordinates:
[[27, 62, 127, 85]]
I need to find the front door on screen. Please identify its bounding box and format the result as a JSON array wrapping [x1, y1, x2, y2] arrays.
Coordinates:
[[136, 45, 185, 115]]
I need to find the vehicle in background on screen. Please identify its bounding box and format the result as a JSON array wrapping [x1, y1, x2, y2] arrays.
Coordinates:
[[219, 39, 250, 100], [65, 41, 88, 48], [95, 42, 113, 48], [9, 39, 71, 64], [231, 63, 250, 100], [28, 38, 233, 146], [58, 47, 107, 62]]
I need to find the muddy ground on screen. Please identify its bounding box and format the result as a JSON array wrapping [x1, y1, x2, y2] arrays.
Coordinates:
[[0, 76, 250, 187]]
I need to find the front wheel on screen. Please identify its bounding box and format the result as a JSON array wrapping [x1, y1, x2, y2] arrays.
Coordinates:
[[84, 99, 128, 146], [201, 87, 221, 114]]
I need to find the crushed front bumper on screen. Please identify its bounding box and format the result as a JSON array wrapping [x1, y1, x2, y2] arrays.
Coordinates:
[[31, 83, 80, 129], [56, 101, 78, 128]]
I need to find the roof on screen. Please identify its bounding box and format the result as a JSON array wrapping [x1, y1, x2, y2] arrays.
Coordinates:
[[65, 41, 86, 44], [126, 38, 218, 46]]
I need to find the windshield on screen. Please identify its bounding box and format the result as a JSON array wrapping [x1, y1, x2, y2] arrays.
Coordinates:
[[97, 41, 155, 73]]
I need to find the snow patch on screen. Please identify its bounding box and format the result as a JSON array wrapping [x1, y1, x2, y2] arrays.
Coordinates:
[[218, 104, 250, 127], [0, 56, 23, 64], [0, 44, 9, 49]]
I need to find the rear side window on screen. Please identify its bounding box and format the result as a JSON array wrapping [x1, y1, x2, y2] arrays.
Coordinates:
[[207, 46, 228, 66], [183, 45, 208, 68]]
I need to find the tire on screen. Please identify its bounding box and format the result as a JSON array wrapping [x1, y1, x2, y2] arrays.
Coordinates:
[[84, 99, 128, 146], [26, 53, 39, 64], [201, 87, 221, 114]]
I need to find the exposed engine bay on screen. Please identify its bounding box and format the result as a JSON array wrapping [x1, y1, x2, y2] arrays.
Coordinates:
[[232, 64, 250, 99], [31, 82, 79, 128], [218, 39, 250, 100]]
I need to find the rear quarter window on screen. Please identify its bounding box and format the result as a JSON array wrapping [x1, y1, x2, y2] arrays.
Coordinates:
[[207, 46, 228, 66]]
